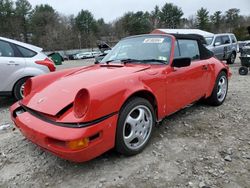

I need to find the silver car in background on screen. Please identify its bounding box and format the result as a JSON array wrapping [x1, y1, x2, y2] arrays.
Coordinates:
[[0, 37, 55, 100], [205, 33, 238, 64]]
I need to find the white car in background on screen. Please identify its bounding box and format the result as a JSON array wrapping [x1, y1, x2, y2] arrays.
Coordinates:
[[75, 52, 94, 59], [0, 37, 55, 100]]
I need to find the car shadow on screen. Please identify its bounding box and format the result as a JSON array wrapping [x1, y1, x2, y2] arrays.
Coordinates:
[[0, 97, 15, 109]]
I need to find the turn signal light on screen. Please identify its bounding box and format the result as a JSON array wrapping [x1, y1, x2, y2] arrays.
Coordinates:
[[66, 138, 89, 150]]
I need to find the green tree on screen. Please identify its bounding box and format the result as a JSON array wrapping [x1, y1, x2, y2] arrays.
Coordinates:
[[0, 0, 15, 38], [75, 10, 97, 48], [210, 11, 222, 33], [247, 26, 250, 35], [196, 8, 210, 30], [225, 8, 240, 32], [159, 3, 183, 28], [15, 0, 32, 42], [150, 5, 160, 28], [30, 4, 58, 50], [121, 11, 152, 36]]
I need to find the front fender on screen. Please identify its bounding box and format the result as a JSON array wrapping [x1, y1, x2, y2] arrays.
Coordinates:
[[59, 71, 165, 123]]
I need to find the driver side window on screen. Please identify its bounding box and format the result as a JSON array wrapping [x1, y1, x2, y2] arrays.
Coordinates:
[[174, 39, 200, 61]]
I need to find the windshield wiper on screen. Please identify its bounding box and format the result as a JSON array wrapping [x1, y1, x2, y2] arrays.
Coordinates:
[[120, 59, 141, 64], [121, 58, 167, 64], [140, 59, 167, 64], [105, 58, 167, 65], [104, 59, 119, 64]]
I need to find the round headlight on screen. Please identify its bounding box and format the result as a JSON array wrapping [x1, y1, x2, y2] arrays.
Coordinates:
[[74, 89, 90, 118]]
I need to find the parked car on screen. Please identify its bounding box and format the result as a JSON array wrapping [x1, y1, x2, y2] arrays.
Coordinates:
[[95, 42, 112, 63], [10, 33, 231, 162], [204, 33, 238, 64], [75, 52, 94, 59], [0, 37, 55, 100], [68, 53, 78, 60], [92, 51, 102, 57]]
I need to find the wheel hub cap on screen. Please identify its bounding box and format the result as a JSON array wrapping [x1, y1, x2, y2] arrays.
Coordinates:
[[217, 76, 227, 102], [123, 105, 153, 150]]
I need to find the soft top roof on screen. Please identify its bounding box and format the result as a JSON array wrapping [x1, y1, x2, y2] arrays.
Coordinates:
[[170, 33, 207, 44], [151, 29, 214, 37], [124, 33, 206, 44]]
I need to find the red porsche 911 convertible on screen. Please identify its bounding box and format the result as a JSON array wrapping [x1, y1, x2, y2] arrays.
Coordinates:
[[10, 34, 231, 162]]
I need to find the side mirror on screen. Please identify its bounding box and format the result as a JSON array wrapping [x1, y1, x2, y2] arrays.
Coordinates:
[[171, 57, 191, 68], [214, 42, 221, 46]]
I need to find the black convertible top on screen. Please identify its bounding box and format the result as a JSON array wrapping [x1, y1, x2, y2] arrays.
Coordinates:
[[171, 33, 207, 44], [171, 33, 214, 60]]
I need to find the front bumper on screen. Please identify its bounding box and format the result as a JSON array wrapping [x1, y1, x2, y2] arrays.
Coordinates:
[[10, 102, 118, 162]]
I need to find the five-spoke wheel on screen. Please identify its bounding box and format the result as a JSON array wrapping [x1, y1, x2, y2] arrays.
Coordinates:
[[116, 97, 155, 155]]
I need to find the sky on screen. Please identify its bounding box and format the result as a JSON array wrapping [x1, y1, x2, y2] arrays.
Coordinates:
[[28, 0, 250, 22]]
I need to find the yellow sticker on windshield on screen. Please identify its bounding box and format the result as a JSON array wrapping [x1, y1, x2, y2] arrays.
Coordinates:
[[143, 38, 164, 43], [158, 56, 168, 61]]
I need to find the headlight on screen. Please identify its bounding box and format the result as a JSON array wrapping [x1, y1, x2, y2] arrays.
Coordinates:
[[74, 89, 90, 118], [23, 78, 32, 97]]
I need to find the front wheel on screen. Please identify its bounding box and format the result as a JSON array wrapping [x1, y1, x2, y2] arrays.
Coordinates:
[[13, 77, 30, 101], [115, 98, 155, 156], [205, 72, 228, 106], [227, 52, 236, 64]]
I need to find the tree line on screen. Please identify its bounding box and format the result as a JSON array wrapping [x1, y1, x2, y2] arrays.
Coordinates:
[[0, 0, 249, 51]]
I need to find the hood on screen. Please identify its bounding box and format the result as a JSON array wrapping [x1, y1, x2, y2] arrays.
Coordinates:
[[22, 64, 151, 116], [97, 42, 111, 53]]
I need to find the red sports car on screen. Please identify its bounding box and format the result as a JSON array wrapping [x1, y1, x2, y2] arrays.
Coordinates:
[[10, 34, 231, 162]]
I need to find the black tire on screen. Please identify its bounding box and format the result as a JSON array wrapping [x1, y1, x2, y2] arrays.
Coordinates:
[[115, 97, 155, 156], [239, 67, 248, 75], [13, 77, 30, 101], [227, 52, 236, 64], [205, 71, 228, 106]]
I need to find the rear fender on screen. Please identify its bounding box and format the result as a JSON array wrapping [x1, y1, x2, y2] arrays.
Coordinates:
[[205, 58, 230, 98]]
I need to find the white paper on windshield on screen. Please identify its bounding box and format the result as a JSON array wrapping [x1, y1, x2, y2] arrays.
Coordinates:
[[143, 38, 164, 44]]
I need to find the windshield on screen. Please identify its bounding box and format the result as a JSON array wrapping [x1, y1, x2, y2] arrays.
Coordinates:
[[205, 37, 214, 45], [102, 36, 172, 64]]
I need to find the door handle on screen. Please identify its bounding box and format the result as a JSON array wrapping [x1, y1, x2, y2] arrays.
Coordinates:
[[7, 61, 19, 65], [202, 65, 208, 70]]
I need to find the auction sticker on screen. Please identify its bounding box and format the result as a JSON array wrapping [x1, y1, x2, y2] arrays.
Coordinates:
[[143, 38, 164, 43]]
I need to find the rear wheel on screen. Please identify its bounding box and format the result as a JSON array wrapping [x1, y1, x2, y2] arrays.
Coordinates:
[[227, 52, 236, 64], [205, 72, 228, 106], [13, 77, 30, 100], [239, 67, 248, 75], [115, 98, 155, 156]]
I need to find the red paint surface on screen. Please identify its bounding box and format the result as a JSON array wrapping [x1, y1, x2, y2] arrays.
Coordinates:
[[10, 34, 231, 162]]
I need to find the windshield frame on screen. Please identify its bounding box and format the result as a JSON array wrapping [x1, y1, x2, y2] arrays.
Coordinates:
[[101, 35, 173, 65]]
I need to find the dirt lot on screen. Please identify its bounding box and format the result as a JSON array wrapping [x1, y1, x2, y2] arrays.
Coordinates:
[[0, 58, 249, 188]]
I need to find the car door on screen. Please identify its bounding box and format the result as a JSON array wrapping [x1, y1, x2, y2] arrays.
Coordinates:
[[165, 39, 209, 115], [0, 40, 26, 92], [221, 35, 231, 59], [213, 36, 224, 60]]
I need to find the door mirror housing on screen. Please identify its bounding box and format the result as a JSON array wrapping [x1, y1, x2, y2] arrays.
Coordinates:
[[172, 57, 191, 68]]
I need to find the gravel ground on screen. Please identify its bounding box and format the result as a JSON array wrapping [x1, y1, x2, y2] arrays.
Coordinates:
[[0, 57, 249, 188]]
